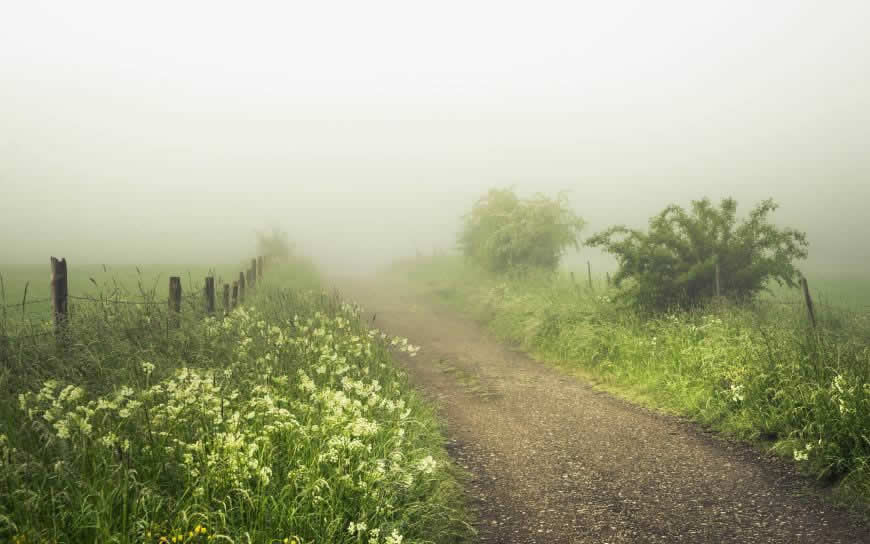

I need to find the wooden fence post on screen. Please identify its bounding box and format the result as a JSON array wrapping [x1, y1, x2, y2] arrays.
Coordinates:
[[800, 277, 816, 329], [587, 261, 593, 290], [715, 262, 721, 298], [204, 277, 215, 315], [169, 276, 182, 328], [238, 272, 246, 303], [606, 272, 611, 287], [231, 281, 239, 309], [50, 257, 69, 340], [257, 256, 264, 281], [250, 259, 257, 288], [222, 283, 230, 315]]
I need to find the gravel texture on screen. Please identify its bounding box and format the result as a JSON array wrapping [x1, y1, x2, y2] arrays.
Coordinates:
[[339, 278, 869, 543]]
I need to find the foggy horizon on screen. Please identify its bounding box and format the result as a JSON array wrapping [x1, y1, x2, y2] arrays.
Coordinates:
[[2, 1, 869, 277]]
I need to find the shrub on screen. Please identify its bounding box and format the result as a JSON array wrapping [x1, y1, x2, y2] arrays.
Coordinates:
[[256, 227, 294, 260], [458, 188, 584, 274], [586, 197, 808, 309]]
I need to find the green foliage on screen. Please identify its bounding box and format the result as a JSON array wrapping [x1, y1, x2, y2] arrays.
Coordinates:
[[458, 188, 585, 274], [401, 256, 870, 503], [256, 226, 295, 260], [0, 264, 470, 543], [586, 198, 808, 309]]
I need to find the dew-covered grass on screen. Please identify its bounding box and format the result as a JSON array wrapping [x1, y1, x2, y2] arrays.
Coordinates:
[[0, 260, 472, 543]]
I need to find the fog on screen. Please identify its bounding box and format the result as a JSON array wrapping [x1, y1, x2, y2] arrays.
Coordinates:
[[2, 1, 869, 276]]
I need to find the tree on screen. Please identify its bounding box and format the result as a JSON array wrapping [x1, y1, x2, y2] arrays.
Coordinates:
[[256, 227, 294, 261], [458, 188, 585, 274], [586, 197, 808, 309]]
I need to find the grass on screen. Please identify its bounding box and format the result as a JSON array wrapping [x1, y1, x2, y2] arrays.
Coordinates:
[[396, 256, 870, 507], [0, 258, 472, 543]]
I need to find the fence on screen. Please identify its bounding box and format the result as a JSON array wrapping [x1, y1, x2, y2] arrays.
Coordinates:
[[0, 255, 271, 345], [574, 261, 870, 329]]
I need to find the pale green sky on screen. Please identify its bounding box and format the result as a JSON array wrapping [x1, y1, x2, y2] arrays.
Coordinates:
[[2, 1, 869, 274]]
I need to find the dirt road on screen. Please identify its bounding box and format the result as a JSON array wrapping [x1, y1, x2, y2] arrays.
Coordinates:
[[337, 277, 869, 543]]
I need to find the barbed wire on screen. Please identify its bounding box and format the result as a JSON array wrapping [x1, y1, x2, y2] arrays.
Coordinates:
[[0, 298, 51, 309], [68, 295, 166, 306]]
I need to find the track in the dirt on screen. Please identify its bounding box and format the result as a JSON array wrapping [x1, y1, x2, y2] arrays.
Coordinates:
[[338, 277, 869, 544]]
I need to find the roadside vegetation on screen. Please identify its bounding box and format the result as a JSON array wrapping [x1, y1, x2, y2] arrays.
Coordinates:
[[399, 188, 870, 505], [0, 258, 471, 543]]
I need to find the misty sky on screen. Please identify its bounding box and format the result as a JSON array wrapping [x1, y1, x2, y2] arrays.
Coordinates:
[[2, 1, 869, 275]]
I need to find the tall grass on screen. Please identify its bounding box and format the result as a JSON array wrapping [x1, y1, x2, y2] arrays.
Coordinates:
[[399, 256, 870, 504], [0, 260, 471, 543]]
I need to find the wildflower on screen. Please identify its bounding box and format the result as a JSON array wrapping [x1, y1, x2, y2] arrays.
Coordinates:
[[385, 529, 404, 544], [418, 455, 437, 474], [793, 442, 813, 462], [729, 384, 745, 403]]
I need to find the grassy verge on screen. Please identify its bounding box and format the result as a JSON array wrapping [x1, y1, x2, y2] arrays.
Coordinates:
[[396, 256, 870, 506], [0, 259, 472, 543]]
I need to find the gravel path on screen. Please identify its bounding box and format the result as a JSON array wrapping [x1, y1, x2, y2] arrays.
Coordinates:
[[338, 278, 869, 543]]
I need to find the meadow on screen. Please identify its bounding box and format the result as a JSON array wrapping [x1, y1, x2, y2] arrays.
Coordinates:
[[397, 256, 870, 505], [0, 259, 472, 543]]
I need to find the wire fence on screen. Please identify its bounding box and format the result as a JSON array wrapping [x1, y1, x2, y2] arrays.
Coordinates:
[[67, 295, 167, 306], [1, 255, 270, 346], [0, 298, 51, 309]]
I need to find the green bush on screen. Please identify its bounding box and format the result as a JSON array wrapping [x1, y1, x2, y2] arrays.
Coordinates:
[[587, 197, 808, 309], [256, 226, 295, 260], [457, 188, 584, 274]]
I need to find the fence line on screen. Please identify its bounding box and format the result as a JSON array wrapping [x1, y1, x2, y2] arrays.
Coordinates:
[[0, 254, 271, 346]]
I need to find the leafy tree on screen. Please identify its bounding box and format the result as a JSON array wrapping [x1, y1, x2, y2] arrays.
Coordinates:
[[586, 198, 808, 309], [458, 188, 585, 274], [256, 227, 294, 261]]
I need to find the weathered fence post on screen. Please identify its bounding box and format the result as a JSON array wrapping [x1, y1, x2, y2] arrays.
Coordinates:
[[606, 272, 611, 287], [204, 277, 215, 315], [800, 277, 816, 328], [50, 257, 69, 340], [238, 272, 246, 303], [587, 261, 593, 290], [715, 262, 721, 298], [169, 276, 182, 328], [222, 283, 230, 316], [250, 258, 257, 288], [231, 281, 239, 309]]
